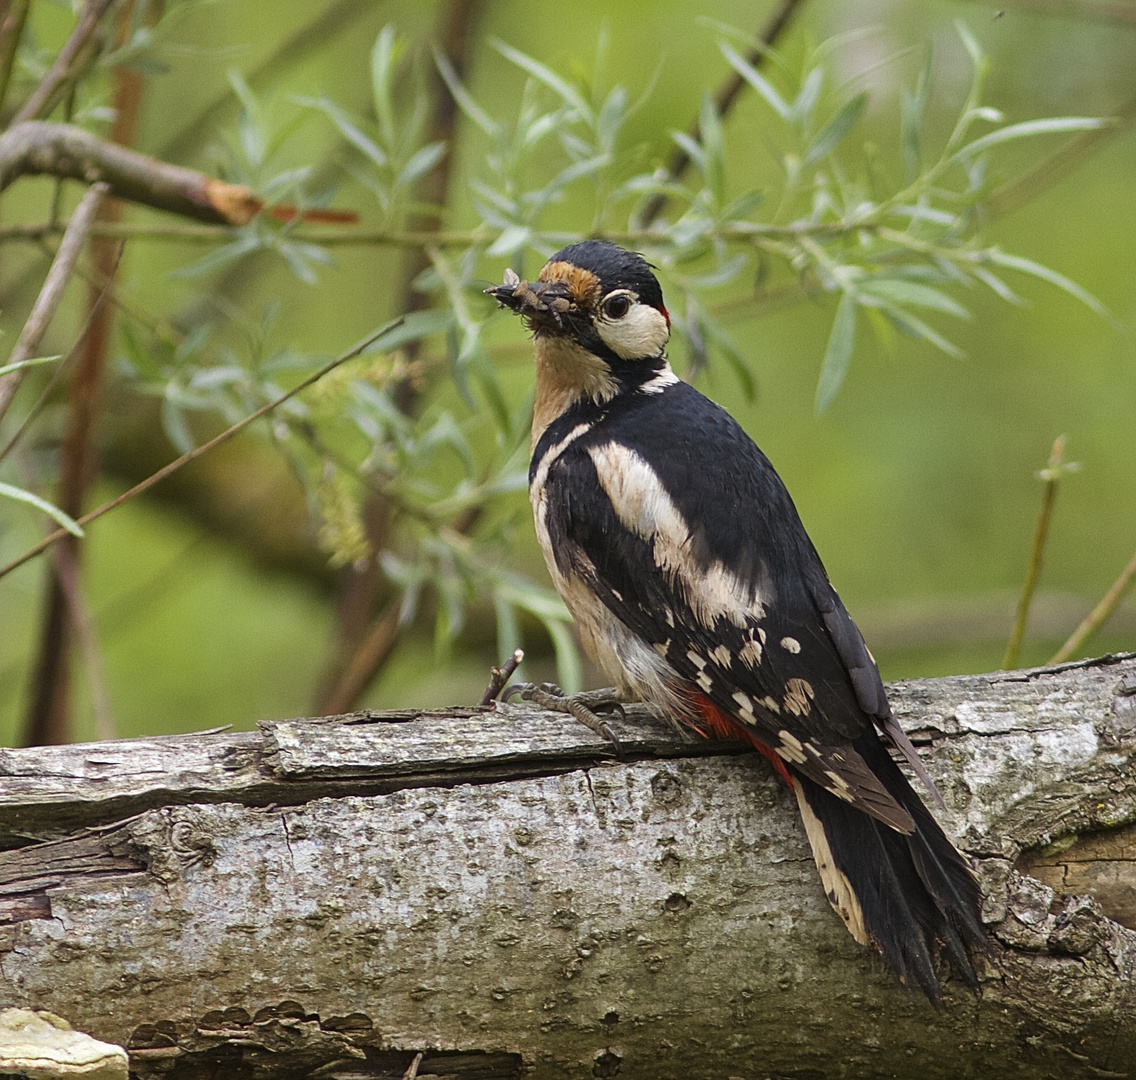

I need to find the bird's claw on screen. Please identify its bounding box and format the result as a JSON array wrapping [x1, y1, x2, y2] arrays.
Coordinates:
[[502, 680, 562, 702], [503, 682, 625, 757]]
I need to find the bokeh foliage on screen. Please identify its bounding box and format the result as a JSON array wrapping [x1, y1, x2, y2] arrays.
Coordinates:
[[0, 0, 1134, 743]]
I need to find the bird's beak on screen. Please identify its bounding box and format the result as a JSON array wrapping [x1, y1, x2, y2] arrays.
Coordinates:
[[486, 269, 576, 329]]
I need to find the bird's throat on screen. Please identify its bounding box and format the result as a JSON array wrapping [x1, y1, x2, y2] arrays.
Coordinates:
[[531, 335, 619, 450]]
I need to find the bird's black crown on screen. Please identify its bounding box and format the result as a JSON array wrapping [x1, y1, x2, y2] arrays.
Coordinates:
[[548, 240, 665, 312]]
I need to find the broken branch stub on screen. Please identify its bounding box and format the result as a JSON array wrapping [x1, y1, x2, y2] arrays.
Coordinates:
[[0, 122, 261, 226]]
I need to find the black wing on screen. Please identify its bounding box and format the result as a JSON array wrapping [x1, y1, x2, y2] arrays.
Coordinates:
[[539, 382, 923, 830]]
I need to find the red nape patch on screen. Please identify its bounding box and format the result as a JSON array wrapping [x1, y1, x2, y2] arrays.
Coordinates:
[[660, 304, 671, 328], [685, 691, 795, 788]]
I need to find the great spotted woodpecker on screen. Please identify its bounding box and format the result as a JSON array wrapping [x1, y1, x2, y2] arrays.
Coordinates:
[[487, 240, 986, 1001]]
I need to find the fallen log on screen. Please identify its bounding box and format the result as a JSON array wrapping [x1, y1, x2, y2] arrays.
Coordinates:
[[1, 654, 1135, 1079]]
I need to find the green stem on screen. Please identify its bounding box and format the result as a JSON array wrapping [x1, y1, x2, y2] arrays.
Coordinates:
[[1050, 548, 1136, 664], [1002, 435, 1068, 669]]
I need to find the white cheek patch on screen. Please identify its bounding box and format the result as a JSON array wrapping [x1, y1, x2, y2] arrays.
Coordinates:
[[596, 302, 670, 360]]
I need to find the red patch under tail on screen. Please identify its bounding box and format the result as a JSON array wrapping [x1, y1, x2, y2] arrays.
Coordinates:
[[683, 690, 795, 788]]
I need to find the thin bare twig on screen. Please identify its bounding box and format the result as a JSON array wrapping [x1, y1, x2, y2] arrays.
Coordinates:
[[638, 0, 806, 225], [1002, 436, 1078, 669], [158, 0, 376, 163], [401, 1052, 424, 1080], [479, 649, 525, 706], [0, 220, 493, 245], [0, 182, 107, 425], [1050, 548, 1136, 664], [13, 0, 117, 124], [52, 543, 116, 741], [0, 243, 124, 466], [0, 318, 403, 583], [987, 88, 1136, 220], [0, 0, 32, 116]]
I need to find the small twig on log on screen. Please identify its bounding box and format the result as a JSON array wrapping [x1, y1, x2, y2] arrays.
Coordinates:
[[638, 0, 806, 225], [0, 317, 404, 582], [12, 0, 116, 124], [1051, 547, 1136, 663], [0, 182, 107, 425], [479, 649, 525, 706], [401, 1052, 424, 1080], [1002, 435, 1078, 669]]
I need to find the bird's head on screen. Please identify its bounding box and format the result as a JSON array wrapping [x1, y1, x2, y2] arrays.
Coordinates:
[[487, 240, 671, 363]]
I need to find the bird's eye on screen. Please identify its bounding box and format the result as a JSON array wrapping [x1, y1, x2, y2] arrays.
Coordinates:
[[602, 294, 632, 319]]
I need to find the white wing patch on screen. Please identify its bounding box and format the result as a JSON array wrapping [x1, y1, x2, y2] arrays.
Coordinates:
[[739, 634, 763, 668], [775, 729, 808, 764], [588, 441, 767, 630], [731, 690, 756, 723], [783, 678, 816, 717]]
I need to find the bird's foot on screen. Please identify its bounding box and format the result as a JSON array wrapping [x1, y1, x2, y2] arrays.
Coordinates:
[[504, 683, 626, 755]]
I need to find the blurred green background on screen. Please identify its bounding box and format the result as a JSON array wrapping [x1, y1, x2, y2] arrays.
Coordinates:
[[1, 0, 1134, 745]]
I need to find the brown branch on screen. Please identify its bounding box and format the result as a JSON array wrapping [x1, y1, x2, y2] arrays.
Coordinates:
[[0, 319, 403, 583], [12, 0, 117, 124], [0, 182, 107, 425], [23, 10, 149, 747], [314, 0, 486, 716], [318, 601, 402, 717], [52, 542, 116, 741], [987, 87, 1136, 220], [0, 121, 262, 225], [958, 0, 1136, 23], [0, 0, 31, 116], [18, 248, 123, 746], [638, 0, 806, 225]]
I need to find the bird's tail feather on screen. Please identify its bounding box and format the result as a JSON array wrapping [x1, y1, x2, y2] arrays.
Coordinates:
[[794, 733, 986, 1002]]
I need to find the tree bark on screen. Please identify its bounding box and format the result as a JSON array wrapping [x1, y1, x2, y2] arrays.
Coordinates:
[[1, 655, 1135, 1079]]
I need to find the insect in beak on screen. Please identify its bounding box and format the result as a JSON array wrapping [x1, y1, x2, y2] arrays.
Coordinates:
[[487, 268, 576, 328]]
